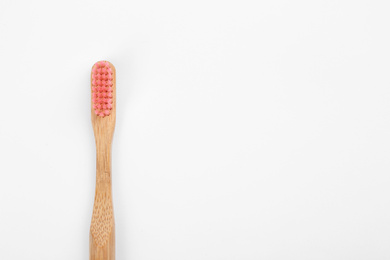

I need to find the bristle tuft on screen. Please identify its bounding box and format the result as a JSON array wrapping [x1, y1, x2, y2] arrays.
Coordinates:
[[92, 61, 113, 117]]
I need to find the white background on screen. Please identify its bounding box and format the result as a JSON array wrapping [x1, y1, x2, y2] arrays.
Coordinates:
[[0, 0, 389, 259]]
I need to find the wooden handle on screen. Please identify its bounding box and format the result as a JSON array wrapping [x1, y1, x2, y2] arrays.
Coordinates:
[[90, 199, 115, 259], [90, 230, 115, 260], [90, 62, 116, 260]]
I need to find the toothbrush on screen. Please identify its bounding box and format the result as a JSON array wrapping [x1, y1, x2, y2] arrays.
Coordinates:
[[90, 61, 116, 260]]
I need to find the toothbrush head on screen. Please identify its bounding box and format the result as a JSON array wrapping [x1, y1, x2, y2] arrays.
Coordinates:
[[91, 61, 114, 117]]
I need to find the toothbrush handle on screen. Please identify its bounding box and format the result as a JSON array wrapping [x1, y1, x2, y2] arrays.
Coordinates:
[[90, 219, 115, 260], [90, 139, 115, 260]]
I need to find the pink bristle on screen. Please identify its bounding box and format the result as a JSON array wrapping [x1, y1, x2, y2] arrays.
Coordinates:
[[92, 61, 114, 117]]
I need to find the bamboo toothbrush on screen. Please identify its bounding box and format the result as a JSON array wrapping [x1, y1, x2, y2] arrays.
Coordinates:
[[90, 61, 116, 260]]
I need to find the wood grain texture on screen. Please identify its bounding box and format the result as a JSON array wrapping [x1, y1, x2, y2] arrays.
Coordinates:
[[90, 61, 116, 260]]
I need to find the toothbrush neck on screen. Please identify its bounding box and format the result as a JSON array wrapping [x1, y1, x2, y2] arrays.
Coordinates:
[[95, 139, 113, 189]]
